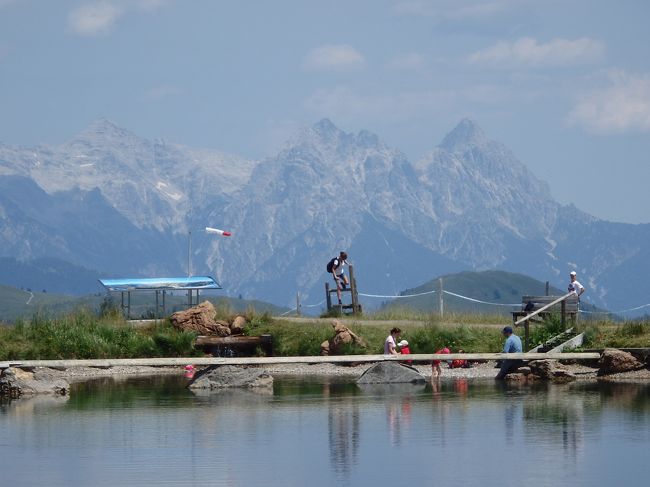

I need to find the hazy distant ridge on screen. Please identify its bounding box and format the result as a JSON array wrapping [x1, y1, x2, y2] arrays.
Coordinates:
[[0, 119, 648, 313]]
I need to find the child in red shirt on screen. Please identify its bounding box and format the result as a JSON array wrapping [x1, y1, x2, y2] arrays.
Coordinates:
[[398, 340, 412, 363], [432, 346, 450, 377]]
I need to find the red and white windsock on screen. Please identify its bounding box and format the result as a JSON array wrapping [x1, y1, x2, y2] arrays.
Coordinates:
[[205, 226, 232, 237]]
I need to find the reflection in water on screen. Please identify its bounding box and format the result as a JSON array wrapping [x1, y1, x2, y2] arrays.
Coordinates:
[[1, 376, 650, 486], [327, 395, 360, 478]]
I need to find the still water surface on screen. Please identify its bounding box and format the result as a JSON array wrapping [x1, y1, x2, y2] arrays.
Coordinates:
[[1, 375, 649, 486]]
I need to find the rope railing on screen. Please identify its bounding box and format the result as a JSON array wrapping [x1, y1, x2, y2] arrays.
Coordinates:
[[579, 303, 650, 315], [358, 289, 437, 299], [283, 283, 649, 318], [442, 290, 519, 307]]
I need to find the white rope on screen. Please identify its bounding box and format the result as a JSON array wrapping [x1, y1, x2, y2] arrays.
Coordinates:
[[280, 299, 326, 316], [580, 303, 650, 315], [358, 289, 437, 299], [442, 290, 520, 307]]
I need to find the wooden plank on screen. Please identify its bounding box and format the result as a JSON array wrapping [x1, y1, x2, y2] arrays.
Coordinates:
[[514, 292, 574, 326], [4, 352, 601, 369], [522, 295, 579, 312]]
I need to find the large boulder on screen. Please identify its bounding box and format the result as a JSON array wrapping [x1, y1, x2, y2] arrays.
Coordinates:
[[528, 360, 576, 383], [321, 320, 367, 356], [230, 315, 247, 335], [598, 349, 644, 376], [170, 301, 223, 335], [0, 367, 69, 397], [357, 362, 425, 384], [188, 365, 273, 390]]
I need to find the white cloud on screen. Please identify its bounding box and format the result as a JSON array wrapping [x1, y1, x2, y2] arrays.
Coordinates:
[[67, 0, 168, 37], [302, 44, 365, 71], [468, 37, 605, 67], [567, 71, 650, 134], [67, 2, 124, 36], [393, 0, 522, 19], [387, 52, 426, 70]]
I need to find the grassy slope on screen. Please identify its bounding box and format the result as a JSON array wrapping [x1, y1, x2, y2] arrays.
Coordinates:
[[381, 270, 602, 316]]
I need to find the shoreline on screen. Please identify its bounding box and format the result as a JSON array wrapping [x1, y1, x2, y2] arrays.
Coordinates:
[[36, 360, 650, 383]]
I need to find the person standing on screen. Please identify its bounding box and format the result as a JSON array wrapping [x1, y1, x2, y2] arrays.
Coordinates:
[[327, 251, 350, 305], [432, 346, 450, 378], [568, 271, 585, 299], [495, 326, 523, 379], [384, 327, 401, 355]]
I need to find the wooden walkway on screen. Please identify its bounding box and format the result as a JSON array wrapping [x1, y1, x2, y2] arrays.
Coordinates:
[[1, 352, 601, 369]]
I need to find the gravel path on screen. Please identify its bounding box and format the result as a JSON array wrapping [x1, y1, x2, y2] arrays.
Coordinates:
[[34, 361, 650, 383]]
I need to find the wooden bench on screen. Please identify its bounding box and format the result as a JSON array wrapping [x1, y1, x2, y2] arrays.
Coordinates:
[[512, 295, 579, 326]]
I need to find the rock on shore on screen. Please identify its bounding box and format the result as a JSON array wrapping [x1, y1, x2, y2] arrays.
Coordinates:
[[0, 367, 69, 397], [598, 349, 644, 376], [188, 365, 273, 390], [357, 362, 426, 384]]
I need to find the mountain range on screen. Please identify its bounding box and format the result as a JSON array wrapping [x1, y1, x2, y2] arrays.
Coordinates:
[[1, 118, 648, 315]]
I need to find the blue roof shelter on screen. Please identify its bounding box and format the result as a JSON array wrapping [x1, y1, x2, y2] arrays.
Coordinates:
[[99, 276, 222, 319]]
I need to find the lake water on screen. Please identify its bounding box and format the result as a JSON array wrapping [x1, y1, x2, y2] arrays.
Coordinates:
[[1, 375, 649, 486]]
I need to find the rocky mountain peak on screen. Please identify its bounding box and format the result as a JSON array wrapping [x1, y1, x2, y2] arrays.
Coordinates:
[[69, 118, 145, 149], [440, 118, 487, 152], [312, 118, 339, 135]]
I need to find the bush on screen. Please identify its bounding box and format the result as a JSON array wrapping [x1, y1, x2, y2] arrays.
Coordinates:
[[0, 312, 201, 360]]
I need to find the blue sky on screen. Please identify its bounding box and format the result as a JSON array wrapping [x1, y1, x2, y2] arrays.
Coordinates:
[[1, 0, 649, 223]]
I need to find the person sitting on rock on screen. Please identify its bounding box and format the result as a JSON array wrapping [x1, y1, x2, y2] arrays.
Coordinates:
[[495, 326, 523, 380], [384, 327, 401, 355]]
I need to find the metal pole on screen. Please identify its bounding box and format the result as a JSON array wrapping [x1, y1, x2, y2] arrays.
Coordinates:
[[438, 278, 444, 317], [545, 281, 549, 296], [187, 230, 192, 277], [296, 292, 301, 316]]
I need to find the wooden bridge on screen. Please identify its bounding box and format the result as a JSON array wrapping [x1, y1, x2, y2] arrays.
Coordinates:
[[0, 351, 601, 369]]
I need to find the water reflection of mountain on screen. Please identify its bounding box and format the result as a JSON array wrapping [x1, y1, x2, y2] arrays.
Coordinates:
[[520, 382, 650, 459]]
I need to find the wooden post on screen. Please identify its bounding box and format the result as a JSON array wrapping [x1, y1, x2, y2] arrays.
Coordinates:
[[561, 299, 566, 329], [325, 282, 332, 311], [296, 292, 301, 316], [438, 278, 444, 317], [524, 320, 529, 351], [349, 265, 359, 314], [545, 281, 549, 296]]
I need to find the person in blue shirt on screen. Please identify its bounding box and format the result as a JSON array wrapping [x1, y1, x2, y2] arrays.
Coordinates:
[[496, 326, 523, 379]]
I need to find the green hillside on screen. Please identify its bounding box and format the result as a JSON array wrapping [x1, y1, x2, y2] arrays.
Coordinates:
[[0, 285, 287, 324], [381, 270, 598, 316]]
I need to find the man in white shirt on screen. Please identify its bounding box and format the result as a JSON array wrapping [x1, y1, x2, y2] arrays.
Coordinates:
[[568, 271, 585, 299]]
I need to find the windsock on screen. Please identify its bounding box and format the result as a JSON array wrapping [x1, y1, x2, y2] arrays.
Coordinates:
[[205, 226, 232, 237]]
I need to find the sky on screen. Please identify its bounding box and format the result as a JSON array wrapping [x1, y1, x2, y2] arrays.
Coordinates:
[[1, 0, 649, 223]]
